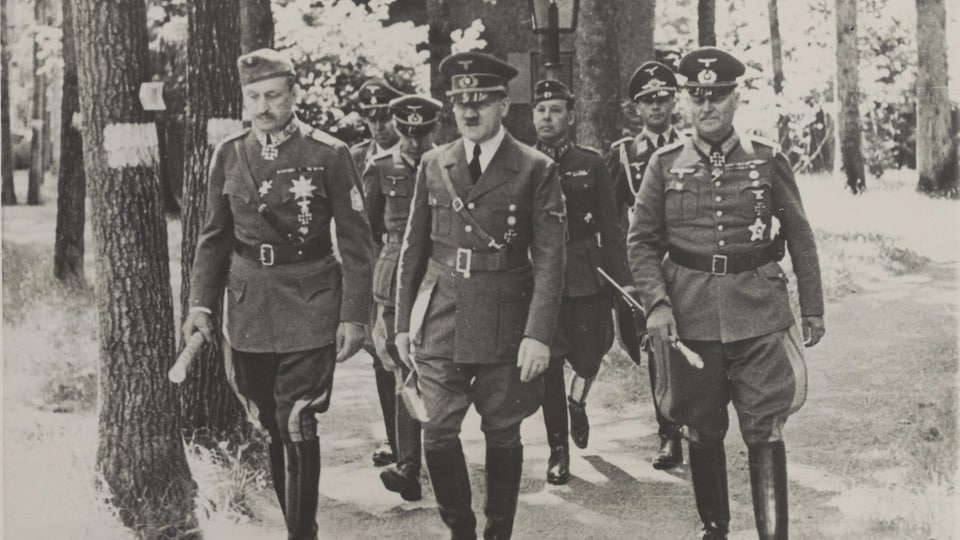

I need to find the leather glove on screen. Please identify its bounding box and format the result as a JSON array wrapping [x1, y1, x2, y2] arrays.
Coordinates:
[[182, 310, 213, 343]]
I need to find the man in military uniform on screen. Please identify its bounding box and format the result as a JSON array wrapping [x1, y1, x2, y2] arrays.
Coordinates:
[[363, 94, 443, 502], [530, 79, 631, 484], [351, 77, 406, 467], [627, 47, 826, 540], [607, 61, 686, 470], [181, 49, 374, 540], [394, 51, 565, 539]]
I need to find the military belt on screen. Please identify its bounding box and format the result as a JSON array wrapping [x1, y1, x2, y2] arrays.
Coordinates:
[[669, 240, 784, 276], [431, 244, 530, 278], [382, 231, 405, 244], [234, 238, 332, 267]]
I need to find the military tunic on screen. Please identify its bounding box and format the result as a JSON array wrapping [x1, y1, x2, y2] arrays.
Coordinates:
[[395, 133, 566, 448], [538, 141, 630, 376], [608, 128, 681, 214], [627, 131, 823, 444]]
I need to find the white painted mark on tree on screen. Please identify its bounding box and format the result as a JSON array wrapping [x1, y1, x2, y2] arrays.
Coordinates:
[[206, 117, 244, 147], [103, 123, 159, 169]]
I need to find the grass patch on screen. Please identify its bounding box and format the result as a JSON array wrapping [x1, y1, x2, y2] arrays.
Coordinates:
[[813, 230, 932, 301]]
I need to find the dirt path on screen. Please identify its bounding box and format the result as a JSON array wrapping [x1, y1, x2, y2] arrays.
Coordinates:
[[233, 263, 957, 539]]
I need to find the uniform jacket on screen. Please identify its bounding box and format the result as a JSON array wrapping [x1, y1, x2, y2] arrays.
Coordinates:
[[608, 128, 680, 213], [396, 132, 566, 363], [537, 141, 632, 297], [627, 131, 823, 342], [189, 120, 374, 353], [363, 148, 422, 307]]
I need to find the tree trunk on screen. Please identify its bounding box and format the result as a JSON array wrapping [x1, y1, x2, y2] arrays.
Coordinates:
[[387, 0, 428, 25], [240, 0, 273, 53], [1, 0, 16, 205], [425, 0, 456, 142], [73, 0, 198, 536], [767, 0, 791, 153], [181, 0, 246, 440], [54, 0, 85, 286], [916, 0, 957, 197], [576, 0, 622, 150], [698, 0, 716, 46], [615, 0, 654, 137], [835, 0, 865, 193], [28, 0, 46, 205]]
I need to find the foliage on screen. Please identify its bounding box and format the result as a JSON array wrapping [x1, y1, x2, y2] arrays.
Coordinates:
[[274, 0, 428, 143]]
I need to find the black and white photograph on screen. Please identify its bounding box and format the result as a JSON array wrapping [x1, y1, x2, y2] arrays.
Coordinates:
[[1, 0, 957, 538]]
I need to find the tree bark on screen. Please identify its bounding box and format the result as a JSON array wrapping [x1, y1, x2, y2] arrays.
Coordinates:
[[767, 0, 791, 153], [614, 0, 654, 137], [240, 0, 273, 53], [1, 0, 16, 205], [915, 0, 957, 197], [835, 0, 865, 193], [54, 0, 85, 286], [73, 0, 198, 536], [28, 0, 47, 205], [180, 0, 246, 440], [575, 0, 622, 150], [698, 0, 716, 46]]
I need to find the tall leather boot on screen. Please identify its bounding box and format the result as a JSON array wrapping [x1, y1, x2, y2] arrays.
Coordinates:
[[567, 375, 594, 449], [373, 363, 397, 466], [483, 446, 523, 540], [425, 442, 477, 540], [649, 351, 683, 470], [269, 440, 287, 512], [541, 363, 570, 484], [381, 370, 423, 501], [748, 441, 789, 540], [688, 441, 730, 540], [284, 439, 320, 540]]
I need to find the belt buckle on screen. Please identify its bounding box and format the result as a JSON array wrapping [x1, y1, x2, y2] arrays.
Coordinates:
[[711, 254, 727, 276], [455, 247, 472, 278], [260, 244, 275, 266]]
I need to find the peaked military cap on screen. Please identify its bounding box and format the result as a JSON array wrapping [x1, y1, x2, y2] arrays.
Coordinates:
[[678, 47, 746, 97], [358, 78, 404, 117], [237, 48, 296, 86], [390, 94, 443, 137], [439, 51, 519, 104], [532, 79, 574, 105], [628, 61, 678, 102]]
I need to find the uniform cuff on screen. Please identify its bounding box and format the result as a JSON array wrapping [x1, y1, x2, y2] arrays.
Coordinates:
[[189, 306, 213, 315]]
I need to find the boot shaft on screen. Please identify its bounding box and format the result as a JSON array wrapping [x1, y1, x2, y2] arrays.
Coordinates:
[[484, 445, 524, 540], [688, 441, 730, 536], [748, 441, 788, 540], [425, 442, 477, 538], [284, 439, 320, 540]]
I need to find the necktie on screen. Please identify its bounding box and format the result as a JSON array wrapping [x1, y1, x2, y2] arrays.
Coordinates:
[[468, 144, 482, 184], [657, 134, 665, 148]]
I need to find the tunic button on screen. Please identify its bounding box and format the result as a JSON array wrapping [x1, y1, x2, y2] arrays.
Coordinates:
[[389, 190, 396, 196], [508, 204, 517, 211], [717, 224, 724, 231], [714, 181, 721, 187], [716, 210, 723, 217], [507, 216, 517, 226], [749, 170, 760, 180], [715, 196, 722, 202], [465, 225, 473, 232], [467, 202, 475, 210], [752, 180, 760, 187], [718, 240, 725, 246], [298, 250, 303, 255]]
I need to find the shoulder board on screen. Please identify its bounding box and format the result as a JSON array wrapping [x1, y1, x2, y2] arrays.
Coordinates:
[[221, 128, 250, 144], [307, 128, 341, 148], [370, 150, 393, 163], [350, 140, 370, 151], [609, 136, 632, 150], [575, 144, 602, 156], [655, 139, 685, 155], [744, 134, 781, 154]]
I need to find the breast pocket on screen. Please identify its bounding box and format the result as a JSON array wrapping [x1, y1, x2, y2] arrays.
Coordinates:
[[665, 180, 698, 221], [223, 175, 254, 211], [737, 176, 773, 219], [382, 178, 412, 213]]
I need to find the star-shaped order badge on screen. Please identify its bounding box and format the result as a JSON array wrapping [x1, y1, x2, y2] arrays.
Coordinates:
[[749, 217, 767, 241], [259, 180, 273, 197], [289, 176, 317, 200]]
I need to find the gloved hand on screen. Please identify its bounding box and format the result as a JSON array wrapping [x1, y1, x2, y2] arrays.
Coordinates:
[[394, 332, 412, 370], [802, 315, 825, 347], [336, 322, 365, 362], [517, 337, 550, 382], [371, 306, 396, 370], [181, 309, 213, 343]]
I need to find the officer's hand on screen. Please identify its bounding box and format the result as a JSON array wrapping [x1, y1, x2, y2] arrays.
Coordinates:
[[182, 310, 213, 343], [394, 332, 412, 369], [336, 322, 365, 362], [646, 305, 677, 348], [802, 316, 825, 347], [621, 285, 642, 304], [371, 311, 396, 371], [517, 337, 550, 382]]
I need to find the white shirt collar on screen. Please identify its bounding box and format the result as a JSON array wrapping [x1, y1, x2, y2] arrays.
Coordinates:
[[462, 126, 507, 174]]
